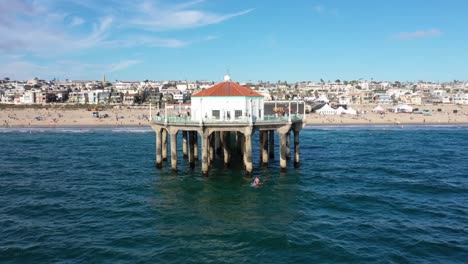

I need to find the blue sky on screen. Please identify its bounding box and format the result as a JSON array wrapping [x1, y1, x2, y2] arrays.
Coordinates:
[[1, 0, 467, 82]]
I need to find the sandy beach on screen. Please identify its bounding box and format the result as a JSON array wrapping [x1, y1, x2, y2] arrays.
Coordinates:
[[305, 104, 468, 125], [1, 104, 468, 127], [0, 107, 151, 127]]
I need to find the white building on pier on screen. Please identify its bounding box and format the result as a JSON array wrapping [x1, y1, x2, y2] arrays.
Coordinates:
[[191, 75, 264, 122]]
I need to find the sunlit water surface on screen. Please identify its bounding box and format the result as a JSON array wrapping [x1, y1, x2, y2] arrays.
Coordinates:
[[1, 126, 467, 263]]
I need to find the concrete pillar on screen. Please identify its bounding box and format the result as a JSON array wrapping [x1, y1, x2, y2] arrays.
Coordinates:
[[223, 131, 231, 166], [286, 131, 291, 160], [294, 129, 300, 168], [188, 131, 195, 169], [243, 129, 253, 176], [193, 132, 199, 160], [215, 131, 222, 156], [155, 129, 162, 168], [182, 131, 188, 158], [261, 131, 269, 165], [201, 134, 209, 176], [209, 133, 215, 164], [162, 129, 168, 161], [269, 130, 275, 159], [279, 132, 287, 171], [170, 131, 178, 170]]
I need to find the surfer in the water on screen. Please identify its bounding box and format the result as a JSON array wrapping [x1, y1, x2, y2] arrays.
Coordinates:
[[253, 177, 260, 186]]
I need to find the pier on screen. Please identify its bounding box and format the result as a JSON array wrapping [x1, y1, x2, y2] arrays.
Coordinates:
[[150, 75, 305, 176], [151, 114, 303, 176]]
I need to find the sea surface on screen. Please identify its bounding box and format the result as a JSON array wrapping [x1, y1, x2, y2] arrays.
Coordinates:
[[1, 125, 467, 263]]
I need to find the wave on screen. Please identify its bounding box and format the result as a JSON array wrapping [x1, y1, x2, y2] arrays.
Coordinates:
[[305, 124, 468, 131], [0, 126, 153, 134]]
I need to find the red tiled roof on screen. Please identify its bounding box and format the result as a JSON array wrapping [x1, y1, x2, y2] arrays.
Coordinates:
[[192, 81, 263, 97]]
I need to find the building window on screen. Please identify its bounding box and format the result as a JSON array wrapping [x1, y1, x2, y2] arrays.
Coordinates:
[[234, 110, 242, 118], [212, 110, 220, 119]]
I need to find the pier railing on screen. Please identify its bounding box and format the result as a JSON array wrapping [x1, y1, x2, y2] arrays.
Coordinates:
[[153, 114, 302, 125]]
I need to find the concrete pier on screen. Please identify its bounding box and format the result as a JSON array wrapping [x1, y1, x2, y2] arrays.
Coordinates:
[[151, 116, 303, 176]]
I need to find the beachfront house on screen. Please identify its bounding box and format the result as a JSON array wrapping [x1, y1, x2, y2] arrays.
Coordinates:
[[190, 75, 264, 122], [20, 90, 36, 104], [453, 93, 468, 104], [109, 92, 123, 105], [98, 91, 110, 104], [374, 93, 392, 104]]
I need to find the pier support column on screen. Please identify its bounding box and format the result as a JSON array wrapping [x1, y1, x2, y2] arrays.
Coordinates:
[[279, 132, 287, 172], [294, 128, 301, 168], [155, 128, 162, 169], [286, 131, 291, 160], [182, 131, 188, 159], [223, 131, 231, 167], [269, 130, 275, 159], [170, 130, 178, 171], [188, 131, 195, 169], [277, 124, 291, 172], [261, 131, 269, 165], [194, 133, 199, 161], [243, 128, 253, 176], [215, 131, 222, 156], [162, 129, 168, 161], [209, 133, 215, 164], [201, 133, 209, 176]]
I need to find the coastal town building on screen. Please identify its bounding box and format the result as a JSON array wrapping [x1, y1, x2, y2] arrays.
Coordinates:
[[1, 76, 468, 108]]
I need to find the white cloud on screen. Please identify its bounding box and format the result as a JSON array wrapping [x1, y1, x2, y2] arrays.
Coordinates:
[[106, 36, 189, 48], [392, 29, 442, 40], [131, 0, 254, 31], [0, 0, 242, 55], [0, 0, 249, 79]]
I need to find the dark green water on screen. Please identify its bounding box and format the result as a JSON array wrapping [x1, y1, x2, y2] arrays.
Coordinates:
[[1, 126, 467, 263]]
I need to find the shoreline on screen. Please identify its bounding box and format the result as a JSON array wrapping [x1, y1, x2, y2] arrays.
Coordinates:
[[2, 104, 468, 128], [2, 122, 468, 130]]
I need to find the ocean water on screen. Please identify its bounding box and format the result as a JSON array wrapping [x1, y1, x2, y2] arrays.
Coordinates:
[[1, 126, 467, 263]]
